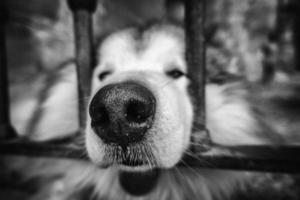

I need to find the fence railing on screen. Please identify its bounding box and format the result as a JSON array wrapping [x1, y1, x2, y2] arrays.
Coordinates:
[[1, 0, 300, 174], [0, 1, 16, 140]]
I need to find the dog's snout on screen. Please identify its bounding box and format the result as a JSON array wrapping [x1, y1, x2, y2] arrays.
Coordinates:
[[89, 82, 156, 145]]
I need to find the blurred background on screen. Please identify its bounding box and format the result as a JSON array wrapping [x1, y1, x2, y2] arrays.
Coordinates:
[[5, 0, 299, 84], [2, 0, 300, 199]]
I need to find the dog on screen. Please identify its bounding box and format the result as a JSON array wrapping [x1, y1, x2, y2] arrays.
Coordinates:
[[7, 22, 300, 200]]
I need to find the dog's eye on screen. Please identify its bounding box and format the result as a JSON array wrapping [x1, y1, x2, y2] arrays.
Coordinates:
[[166, 69, 185, 79], [98, 71, 112, 81]]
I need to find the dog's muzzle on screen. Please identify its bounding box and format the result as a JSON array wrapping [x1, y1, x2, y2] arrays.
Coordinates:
[[89, 82, 156, 146]]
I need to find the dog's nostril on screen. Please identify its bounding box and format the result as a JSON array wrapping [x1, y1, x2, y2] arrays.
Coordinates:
[[90, 106, 110, 127], [126, 100, 153, 123]]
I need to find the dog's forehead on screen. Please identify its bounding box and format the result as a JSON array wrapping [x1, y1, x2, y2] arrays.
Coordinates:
[[97, 25, 185, 72]]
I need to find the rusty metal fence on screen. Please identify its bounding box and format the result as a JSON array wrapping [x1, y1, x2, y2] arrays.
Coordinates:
[[1, 0, 300, 173]]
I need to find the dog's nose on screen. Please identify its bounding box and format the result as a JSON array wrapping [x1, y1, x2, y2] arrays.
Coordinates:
[[89, 82, 156, 145]]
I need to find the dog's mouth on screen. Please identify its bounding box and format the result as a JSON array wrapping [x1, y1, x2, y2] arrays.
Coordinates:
[[119, 169, 160, 196]]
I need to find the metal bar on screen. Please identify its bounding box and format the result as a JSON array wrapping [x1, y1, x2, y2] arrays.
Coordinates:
[[184, 0, 209, 151], [292, 0, 300, 70], [0, 1, 16, 139], [180, 145, 300, 173], [0, 140, 87, 160], [181, 153, 300, 173], [1, 141, 300, 173], [67, 0, 97, 134]]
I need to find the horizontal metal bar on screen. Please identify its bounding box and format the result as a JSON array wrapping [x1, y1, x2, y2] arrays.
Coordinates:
[[0, 140, 87, 160], [181, 154, 300, 173], [180, 145, 300, 173], [1, 139, 300, 173]]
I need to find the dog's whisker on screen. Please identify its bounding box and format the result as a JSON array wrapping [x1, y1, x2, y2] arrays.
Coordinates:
[[178, 159, 202, 179], [141, 143, 153, 169], [145, 144, 156, 169], [174, 166, 189, 182]]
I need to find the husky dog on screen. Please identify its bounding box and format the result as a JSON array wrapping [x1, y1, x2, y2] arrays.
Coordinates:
[[8, 23, 300, 200]]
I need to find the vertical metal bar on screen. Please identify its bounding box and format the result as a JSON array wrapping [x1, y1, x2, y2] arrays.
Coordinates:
[[261, 0, 285, 83], [292, 0, 300, 70], [0, 1, 16, 139], [274, 0, 285, 39], [67, 0, 97, 134], [185, 0, 210, 152]]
